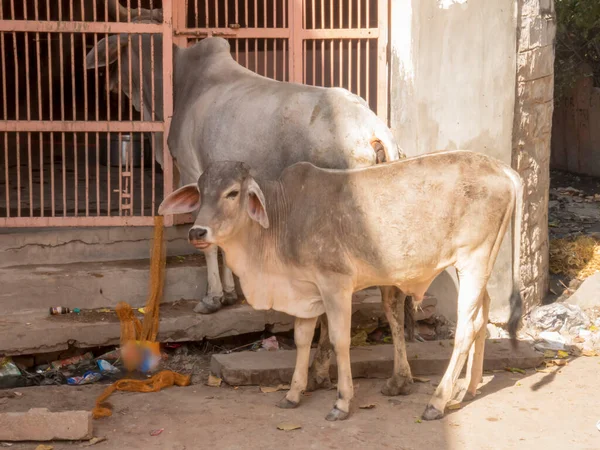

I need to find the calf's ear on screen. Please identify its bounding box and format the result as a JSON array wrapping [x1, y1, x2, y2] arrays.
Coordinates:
[[158, 183, 201, 215], [86, 35, 127, 70], [246, 179, 269, 229]]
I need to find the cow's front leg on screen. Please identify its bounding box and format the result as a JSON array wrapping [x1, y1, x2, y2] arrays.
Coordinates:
[[278, 316, 318, 408], [306, 314, 333, 392], [320, 283, 354, 421], [380, 286, 413, 396], [221, 251, 238, 306], [194, 245, 224, 314]]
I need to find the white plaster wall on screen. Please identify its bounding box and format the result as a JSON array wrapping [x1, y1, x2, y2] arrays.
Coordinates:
[[389, 0, 519, 322]]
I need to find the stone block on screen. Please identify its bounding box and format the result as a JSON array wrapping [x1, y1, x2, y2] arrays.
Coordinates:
[[519, 15, 556, 51], [517, 76, 554, 105], [566, 272, 600, 310], [0, 408, 93, 441], [211, 340, 544, 386], [517, 46, 554, 82], [520, 0, 539, 18]]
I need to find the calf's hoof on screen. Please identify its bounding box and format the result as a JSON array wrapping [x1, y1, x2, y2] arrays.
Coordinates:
[[381, 376, 413, 397], [221, 290, 238, 307], [194, 296, 223, 314], [277, 398, 299, 409], [421, 404, 444, 421], [325, 406, 349, 422]]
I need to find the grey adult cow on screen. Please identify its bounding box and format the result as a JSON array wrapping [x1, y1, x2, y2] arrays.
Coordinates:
[[158, 150, 524, 421], [86, 27, 401, 315]]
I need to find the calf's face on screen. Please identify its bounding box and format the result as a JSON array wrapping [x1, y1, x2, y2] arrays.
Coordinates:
[[158, 162, 270, 249]]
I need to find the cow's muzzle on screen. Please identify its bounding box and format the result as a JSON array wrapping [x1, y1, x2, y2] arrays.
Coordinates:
[[189, 227, 211, 250]]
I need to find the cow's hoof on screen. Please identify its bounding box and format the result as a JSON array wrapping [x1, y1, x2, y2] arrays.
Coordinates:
[[193, 296, 223, 314], [325, 407, 349, 421], [381, 375, 413, 396], [221, 290, 238, 307], [277, 398, 299, 409], [306, 372, 332, 392], [422, 404, 444, 421]]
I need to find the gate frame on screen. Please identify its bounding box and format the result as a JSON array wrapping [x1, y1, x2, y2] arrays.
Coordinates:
[[1, 0, 388, 228], [0, 4, 176, 227]]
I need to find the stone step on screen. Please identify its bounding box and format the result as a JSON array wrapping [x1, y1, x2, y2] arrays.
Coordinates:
[[210, 340, 545, 386], [0, 225, 196, 268], [0, 295, 385, 356], [0, 254, 209, 314]]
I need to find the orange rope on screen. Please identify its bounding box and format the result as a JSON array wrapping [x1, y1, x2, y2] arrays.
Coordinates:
[[92, 216, 191, 419]]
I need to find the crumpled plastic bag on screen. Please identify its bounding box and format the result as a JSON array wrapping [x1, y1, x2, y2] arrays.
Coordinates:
[[528, 303, 590, 335], [534, 331, 567, 352]]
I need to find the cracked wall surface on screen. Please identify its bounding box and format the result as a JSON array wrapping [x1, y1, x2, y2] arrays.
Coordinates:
[[513, 0, 555, 313]]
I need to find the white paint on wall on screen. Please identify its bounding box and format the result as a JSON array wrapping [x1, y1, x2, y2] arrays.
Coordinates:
[[438, 0, 468, 9]]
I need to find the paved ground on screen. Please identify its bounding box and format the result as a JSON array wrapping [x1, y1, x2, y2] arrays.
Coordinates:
[[1, 356, 599, 450]]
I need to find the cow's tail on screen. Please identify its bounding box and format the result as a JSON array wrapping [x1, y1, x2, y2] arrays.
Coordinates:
[[370, 130, 404, 164], [504, 167, 524, 349]]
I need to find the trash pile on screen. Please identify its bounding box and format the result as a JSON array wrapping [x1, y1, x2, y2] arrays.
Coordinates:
[[523, 301, 600, 361], [0, 349, 124, 390]]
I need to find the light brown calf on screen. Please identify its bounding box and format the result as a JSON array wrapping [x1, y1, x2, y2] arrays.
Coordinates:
[[158, 150, 524, 421]]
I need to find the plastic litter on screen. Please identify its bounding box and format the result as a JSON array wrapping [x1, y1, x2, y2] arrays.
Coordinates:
[[529, 303, 590, 334], [534, 331, 568, 352], [51, 352, 94, 370], [67, 371, 103, 386], [0, 357, 21, 389], [261, 336, 279, 351], [95, 349, 120, 361], [49, 306, 72, 315], [97, 360, 119, 374]]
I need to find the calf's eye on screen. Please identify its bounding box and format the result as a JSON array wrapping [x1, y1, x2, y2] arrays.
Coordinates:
[[226, 190, 239, 199]]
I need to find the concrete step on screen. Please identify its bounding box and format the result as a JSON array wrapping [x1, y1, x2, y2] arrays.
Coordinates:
[[0, 294, 385, 355], [0, 225, 196, 268], [0, 254, 209, 314], [211, 340, 545, 386]]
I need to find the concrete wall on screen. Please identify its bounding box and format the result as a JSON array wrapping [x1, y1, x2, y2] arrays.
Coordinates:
[[389, 0, 555, 322]]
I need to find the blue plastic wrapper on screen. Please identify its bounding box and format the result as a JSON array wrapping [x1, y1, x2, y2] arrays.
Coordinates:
[[67, 370, 103, 385], [97, 359, 120, 374]]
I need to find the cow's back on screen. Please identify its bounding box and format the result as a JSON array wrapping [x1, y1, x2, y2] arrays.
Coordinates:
[[168, 38, 399, 185], [276, 151, 516, 287]]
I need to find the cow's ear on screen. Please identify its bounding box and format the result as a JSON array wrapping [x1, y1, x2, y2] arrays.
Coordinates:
[[86, 35, 126, 69], [246, 179, 269, 229], [158, 183, 201, 215]]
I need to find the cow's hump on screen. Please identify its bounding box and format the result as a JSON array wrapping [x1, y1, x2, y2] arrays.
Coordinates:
[[197, 37, 231, 56]]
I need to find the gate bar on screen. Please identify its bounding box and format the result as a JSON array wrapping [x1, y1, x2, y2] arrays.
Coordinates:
[[0, 20, 163, 34], [0, 121, 164, 132]]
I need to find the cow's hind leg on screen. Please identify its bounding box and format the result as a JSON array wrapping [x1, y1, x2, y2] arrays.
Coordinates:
[[464, 288, 491, 400], [194, 245, 224, 314], [278, 317, 318, 408], [306, 314, 333, 392], [221, 251, 238, 306], [422, 271, 487, 420], [380, 286, 413, 396]]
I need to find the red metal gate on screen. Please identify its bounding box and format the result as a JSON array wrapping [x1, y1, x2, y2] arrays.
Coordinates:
[[174, 0, 388, 116], [0, 0, 388, 227]]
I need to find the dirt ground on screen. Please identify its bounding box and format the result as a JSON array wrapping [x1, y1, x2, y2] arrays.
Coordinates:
[[2, 356, 599, 450]]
